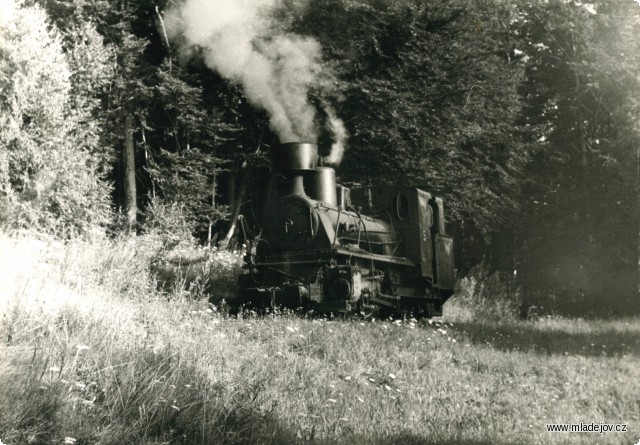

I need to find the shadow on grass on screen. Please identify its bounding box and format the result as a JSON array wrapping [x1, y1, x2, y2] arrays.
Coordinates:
[[315, 435, 512, 445], [108, 410, 509, 445], [451, 321, 640, 357], [179, 425, 516, 445]]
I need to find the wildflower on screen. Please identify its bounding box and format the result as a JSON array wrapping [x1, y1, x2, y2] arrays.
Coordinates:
[[343, 376, 352, 381], [171, 405, 180, 411], [49, 366, 61, 373], [286, 326, 295, 333], [384, 385, 391, 391], [327, 399, 337, 403], [357, 397, 364, 402], [75, 344, 90, 352], [63, 438, 77, 444], [368, 378, 375, 382], [388, 373, 396, 380]]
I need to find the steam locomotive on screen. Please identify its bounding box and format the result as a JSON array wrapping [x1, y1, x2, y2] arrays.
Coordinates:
[[236, 143, 455, 317]]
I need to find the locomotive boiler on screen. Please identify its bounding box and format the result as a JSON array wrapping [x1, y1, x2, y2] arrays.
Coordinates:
[[237, 142, 455, 317]]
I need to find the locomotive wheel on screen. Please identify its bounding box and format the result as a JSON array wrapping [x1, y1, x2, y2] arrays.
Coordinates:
[[357, 303, 392, 321]]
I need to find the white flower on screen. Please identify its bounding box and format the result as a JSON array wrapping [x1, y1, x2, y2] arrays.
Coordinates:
[[63, 438, 76, 444]]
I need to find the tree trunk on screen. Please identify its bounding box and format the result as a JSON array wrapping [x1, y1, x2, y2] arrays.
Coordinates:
[[208, 170, 217, 247], [123, 115, 137, 231], [637, 141, 640, 296], [220, 160, 249, 248]]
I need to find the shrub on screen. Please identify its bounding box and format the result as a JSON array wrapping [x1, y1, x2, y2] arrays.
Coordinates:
[[0, 0, 113, 240], [141, 197, 243, 301], [152, 244, 243, 302], [444, 263, 520, 322]]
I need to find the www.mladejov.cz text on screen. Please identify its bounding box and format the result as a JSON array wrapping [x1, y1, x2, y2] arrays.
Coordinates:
[[546, 423, 627, 433]]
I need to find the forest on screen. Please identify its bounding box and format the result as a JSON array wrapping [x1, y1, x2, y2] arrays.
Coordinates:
[[2, 0, 639, 315]]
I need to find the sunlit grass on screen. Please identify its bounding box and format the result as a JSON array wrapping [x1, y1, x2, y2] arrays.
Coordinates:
[[1, 232, 639, 445]]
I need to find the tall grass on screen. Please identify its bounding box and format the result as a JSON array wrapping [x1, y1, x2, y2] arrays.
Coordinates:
[[1, 232, 639, 445]]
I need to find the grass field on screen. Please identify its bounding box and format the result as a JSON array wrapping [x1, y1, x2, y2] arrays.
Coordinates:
[[1, 233, 639, 445]]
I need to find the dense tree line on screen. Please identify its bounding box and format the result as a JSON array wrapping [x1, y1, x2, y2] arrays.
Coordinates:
[[1, 0, 638, 314]]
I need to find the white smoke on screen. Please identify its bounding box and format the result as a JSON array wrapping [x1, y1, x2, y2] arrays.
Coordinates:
[[163, 0, 347, 163], [323, 104, 346, 164]]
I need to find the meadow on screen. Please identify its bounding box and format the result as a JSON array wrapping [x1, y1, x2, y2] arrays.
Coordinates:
[[1, 232, 638, 445]]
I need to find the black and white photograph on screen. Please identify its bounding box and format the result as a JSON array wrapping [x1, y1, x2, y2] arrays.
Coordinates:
[[1, 0, 639, 443]]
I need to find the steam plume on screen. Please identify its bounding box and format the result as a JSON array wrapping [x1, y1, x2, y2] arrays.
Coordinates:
[[164, 0, 346, 163]]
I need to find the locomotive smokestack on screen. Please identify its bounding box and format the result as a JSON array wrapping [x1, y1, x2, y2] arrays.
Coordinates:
[[271, 143, 318, 197], [271, 143, 318, 173]]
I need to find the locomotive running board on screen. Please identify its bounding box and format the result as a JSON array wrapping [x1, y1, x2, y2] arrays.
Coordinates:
[[255, 248, 415, 267], [333, 247, 415, 266]]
